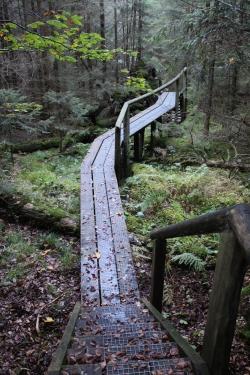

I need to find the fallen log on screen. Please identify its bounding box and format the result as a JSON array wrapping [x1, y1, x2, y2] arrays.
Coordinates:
[[13, 138, 61, 153], [0, 185, 79, 236], [205, 160, 250, 172], [0, 128, 104, 155], [179, 159, 250, 172]]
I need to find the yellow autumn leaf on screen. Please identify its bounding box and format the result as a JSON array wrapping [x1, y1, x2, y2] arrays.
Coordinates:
[[95, 251, 101, 259], [44, 317, 54, 323], [92, 251, 101, 259]]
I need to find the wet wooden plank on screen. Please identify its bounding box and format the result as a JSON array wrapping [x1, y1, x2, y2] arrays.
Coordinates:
[[48, 302, 81, 375], [92, 136, 120, 305], [130, 92, 176, 136], [80, 171, 100, 305], [81, 130, 116, 306], [104, 141, 139, 303]]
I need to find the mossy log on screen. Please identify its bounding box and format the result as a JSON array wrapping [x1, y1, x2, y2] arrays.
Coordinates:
[[179, 159, 250, 172], [0, 138, 61, 154], [0, 186, 79, 236], [0, 128, 104, 155]]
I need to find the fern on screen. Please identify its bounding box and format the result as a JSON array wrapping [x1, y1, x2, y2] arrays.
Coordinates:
[[172, 252, 205, 272]]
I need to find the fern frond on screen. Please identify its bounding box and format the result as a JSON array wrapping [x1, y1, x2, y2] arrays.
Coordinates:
[[172, 252, 205, 272]]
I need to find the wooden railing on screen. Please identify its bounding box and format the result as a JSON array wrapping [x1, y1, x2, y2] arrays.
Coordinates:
[[150, 203, 250, 375], [114, 67, 187, 182]]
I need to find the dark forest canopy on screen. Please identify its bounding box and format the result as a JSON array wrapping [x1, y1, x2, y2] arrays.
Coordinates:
[[0, 0, 249, 133]]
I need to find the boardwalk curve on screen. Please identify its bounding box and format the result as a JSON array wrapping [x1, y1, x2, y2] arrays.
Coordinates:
[[48, 68, 209, 375]]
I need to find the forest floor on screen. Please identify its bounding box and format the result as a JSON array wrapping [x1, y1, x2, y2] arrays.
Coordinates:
[[132, 249, 250, 375], [0, 223, 80, 375], [0, 116, 250, 374]]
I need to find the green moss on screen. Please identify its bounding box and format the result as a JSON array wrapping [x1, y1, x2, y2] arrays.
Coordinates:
[[122, 162, 250, 268], [6, 143, 89, 223], [1, 229, 77, 282], [241, 329, 250, 343], [242, 285, 250, 297], [126, 213, 146, 234]]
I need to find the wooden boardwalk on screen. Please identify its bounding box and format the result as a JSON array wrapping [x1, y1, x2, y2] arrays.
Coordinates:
[[48, 69, 209, 374]]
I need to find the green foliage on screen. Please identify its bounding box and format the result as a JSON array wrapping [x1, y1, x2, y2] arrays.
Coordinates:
[[0, 89, 42, 137], [43, 91, 92, 127], [1, 231, 36, 272], [42, 91, 94, 149], [125, 77, 151, 92], [38, 232, 76, 269], [0, 12, 116, 63], [8, 145, 89, 223], [123, 162, 250, 270], [242, 285, 250, 297], [172, 252, 206, 272], [1, 228, 77, 283]]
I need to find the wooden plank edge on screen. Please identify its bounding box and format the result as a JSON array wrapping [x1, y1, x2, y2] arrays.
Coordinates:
[[47, 302, 81, 375], [142, 298, 210, 375]]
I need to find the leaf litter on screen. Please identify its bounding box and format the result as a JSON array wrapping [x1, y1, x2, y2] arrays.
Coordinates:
[[0, 222, 80, 374]]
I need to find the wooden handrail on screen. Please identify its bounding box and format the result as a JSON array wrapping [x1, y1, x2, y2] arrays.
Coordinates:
[[115, 67, 187, 129], [228, 203, 250, 262], [150, 206, 230, 240], [149, 203, 250, 375], [114, 67, 187, 182]]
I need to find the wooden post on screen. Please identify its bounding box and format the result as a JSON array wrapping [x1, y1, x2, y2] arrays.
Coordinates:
[[179, 93, 184, 122], [150, 122, 156, 153], [175, 78, 180, 123], [115, 126, 122, 182], [139, 128, 145, 160], [134, 132, 140, 161], [202, 231, 247, 375], [184, 68, 188, 119], [150, 239, 167, 312], [123, 106, 130, 177]]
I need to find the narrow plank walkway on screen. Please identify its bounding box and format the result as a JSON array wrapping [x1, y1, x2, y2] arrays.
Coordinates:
[[48, 73, 208, 374], [80, 92, 177, 306]]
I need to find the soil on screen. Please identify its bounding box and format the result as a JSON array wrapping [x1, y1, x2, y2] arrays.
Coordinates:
[[0, 223, 80, 375], [0, 222, 249, 374], [132, 242, 250, 375]]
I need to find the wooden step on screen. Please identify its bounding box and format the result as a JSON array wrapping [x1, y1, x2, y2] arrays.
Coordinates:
[[79, 304, 154, 325], [66, 341, 180, 365], [71, 330, 170, 350], [75, 321, 162, 336], [106, 359, 193, 374], [62, 364, 101, 374], [61, 359, 193, 375]]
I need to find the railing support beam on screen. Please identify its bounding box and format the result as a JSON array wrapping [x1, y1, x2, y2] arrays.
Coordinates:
[[150, 121, 156, 153], [134, 132, 140, 161], [184, 67, 188, 119], [202, 231, 247, 375], [175, 78, 180, 123], [150, 239, 167, 312], [115, 126, 122, 183], [123, 106, 130, 178], [139, 128, 145, 160]]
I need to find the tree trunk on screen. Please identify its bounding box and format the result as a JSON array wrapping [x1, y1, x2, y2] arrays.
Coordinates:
[[204, 57, 215, 136], [203, 0, 218, 136], [114, 0, 119, 84], [137, 0, 143, 62], [100, 0, 106, 79]]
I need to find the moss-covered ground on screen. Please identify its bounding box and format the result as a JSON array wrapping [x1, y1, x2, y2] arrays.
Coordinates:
[[121, 111, 250, 371], [122, 162, 250, 270], [1, 143, 89, 223], [0, 222, 80, 373], [122, 108, 250, 270]]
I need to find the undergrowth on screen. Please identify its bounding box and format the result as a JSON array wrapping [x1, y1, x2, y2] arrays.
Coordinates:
[[0, 227, 77, 284], [3, 143, 89, 222], [122, 163, 250, 271]]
